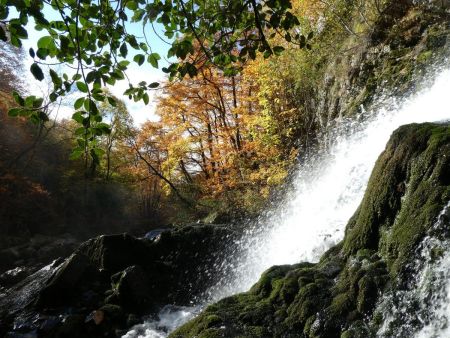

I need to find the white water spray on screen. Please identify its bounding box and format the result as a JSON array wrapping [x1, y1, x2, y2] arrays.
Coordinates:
[[124, 67, 450, 337], [376, 202, 450, 337]]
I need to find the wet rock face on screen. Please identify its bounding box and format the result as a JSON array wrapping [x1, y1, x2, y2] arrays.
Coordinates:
[[0, 235, 79, 277], [0, 224, 238, 337], [171, 123, 450, 338]]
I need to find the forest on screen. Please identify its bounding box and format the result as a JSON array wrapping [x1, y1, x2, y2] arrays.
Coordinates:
[[0, 0, 337, 243]]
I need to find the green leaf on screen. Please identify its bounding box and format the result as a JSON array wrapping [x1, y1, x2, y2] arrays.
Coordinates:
[[143, 92, 149, 105], [263, 50, 272, 59], [8, 108, 22, 117], [85, 71, 97, 83], [119, 60, 130, 68], [29, 48, 35, 58], [105, 77, 116, 86], [134, 54, 145, 66], [76, 81, 88, 93], [72, 111, 84, 123], [60, 35, 71, 50], [13, 91, 25, 106], [77, 139, 86, 148], [120, 43, 128, 58], [89, 100, 99, 115], [107, 96, 117, 107], [75, 127, 86, 136], [273, 46, 285, 56], [96, 123, 111, 134], [36, 48, 49, 59], [90, 148, 100, 164], [25, 96, 36, 108], [127, 35, 139, 49], [139, 42, 148, 52], [149, 82, 159, 89], [30, 63, 44, 81], [126, 1, 138, 10], [49, 69, 62, 87], [0, 7, 9, 21], [11, 23, 27, 39], [93, 147, 105, 156], [186, 63, 197, 77], [37, 36, 53, 49], [147, 53, 160, 68], [69, 149, 84, 160], [10, 36, 22, 48], [32, 97, 44, 108], [74, 97, 85, 109], [112, 69, 125, 80]]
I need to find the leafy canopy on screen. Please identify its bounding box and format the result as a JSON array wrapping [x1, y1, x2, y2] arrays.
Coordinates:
[[1, 0, 307, 164]]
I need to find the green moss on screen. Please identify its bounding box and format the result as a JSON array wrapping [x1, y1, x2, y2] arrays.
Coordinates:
[[303, 315, 317, 336], [250, 264, 297, 297], [328, 293, 354, 317], [356, 249, 375, 260], [417, 50, 433, 63], [203, 315, 223, 328]]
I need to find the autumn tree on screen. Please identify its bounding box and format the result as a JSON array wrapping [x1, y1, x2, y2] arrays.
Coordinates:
[[136, 53, 297, 217], [96, 92, 134, 180], [2, 0, 309, 167]]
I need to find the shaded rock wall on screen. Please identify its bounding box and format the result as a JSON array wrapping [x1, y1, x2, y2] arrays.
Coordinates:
[[317, 1, 450, 127]]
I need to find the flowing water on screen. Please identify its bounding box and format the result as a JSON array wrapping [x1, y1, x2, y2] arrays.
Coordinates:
[[124, 67, 450, 337], [376, 202, 450, 337]]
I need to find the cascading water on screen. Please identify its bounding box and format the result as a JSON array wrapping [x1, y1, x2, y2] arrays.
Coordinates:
[[124, 66, 450, 338], [376, 202, 450, 337]]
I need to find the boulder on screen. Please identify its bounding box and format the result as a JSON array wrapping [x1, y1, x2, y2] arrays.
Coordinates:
[[35, 253, 95, 308], [0, 223, 238, 336], [108, 265, 153, 312]]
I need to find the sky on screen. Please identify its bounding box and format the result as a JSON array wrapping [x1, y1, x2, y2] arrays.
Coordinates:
[[14, 5, 172, 125]]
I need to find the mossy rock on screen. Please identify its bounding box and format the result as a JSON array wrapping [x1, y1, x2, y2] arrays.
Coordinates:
[[171, 123, 450, 338], [344, 123, 450, 277]]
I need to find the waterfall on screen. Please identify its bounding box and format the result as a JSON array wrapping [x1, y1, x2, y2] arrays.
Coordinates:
[[209, 65, 450, 300], [123, 67, 450, 338]]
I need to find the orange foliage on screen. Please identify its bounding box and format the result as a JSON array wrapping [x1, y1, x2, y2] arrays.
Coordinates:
[[135, 56, 295, 213]]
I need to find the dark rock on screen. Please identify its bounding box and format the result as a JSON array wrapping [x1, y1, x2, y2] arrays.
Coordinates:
[[35, 253, 92, 308], [0, 235, 79, 275], [0, 224, 238, 336], [142, 228, 169, 240], [108, 265, 153, 312], [0, 266, 37, 288], [48, 314, 87, 338], [78, 234, 150, 273]]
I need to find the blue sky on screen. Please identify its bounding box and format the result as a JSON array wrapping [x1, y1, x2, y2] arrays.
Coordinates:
[[13, 5, 173, 125]]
